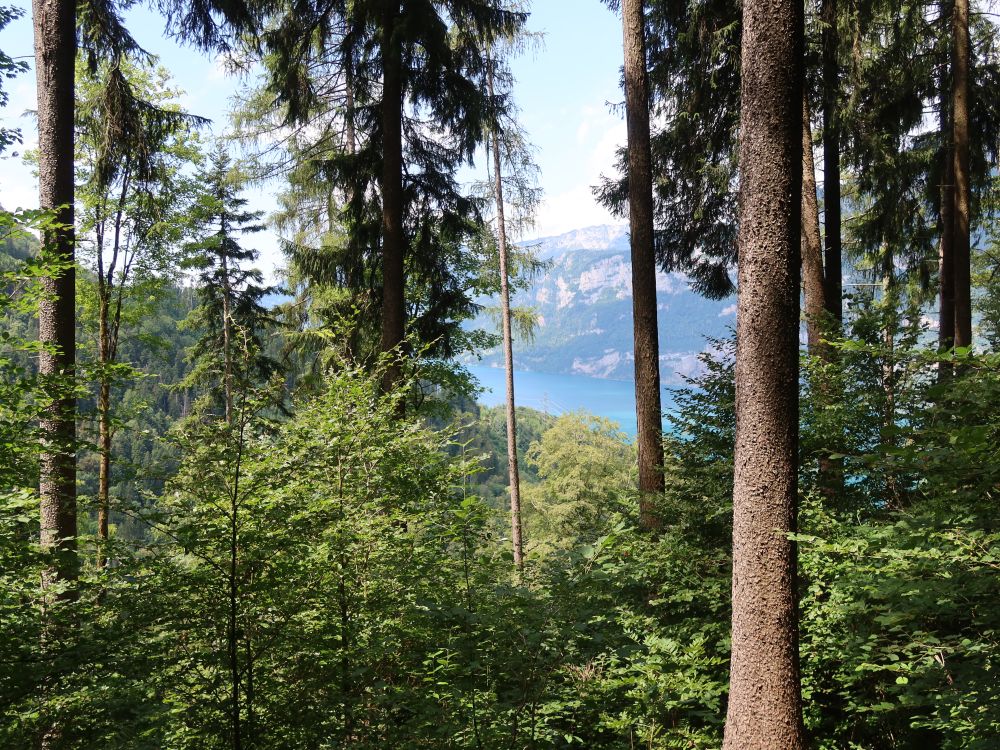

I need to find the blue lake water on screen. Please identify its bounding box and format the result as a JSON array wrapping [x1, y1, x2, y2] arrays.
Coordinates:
[[467, 365, 675, 438]]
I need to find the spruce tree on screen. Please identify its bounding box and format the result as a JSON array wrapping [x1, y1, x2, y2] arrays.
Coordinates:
[[183, 146, 277, 423], [259, 0, 526, 396]]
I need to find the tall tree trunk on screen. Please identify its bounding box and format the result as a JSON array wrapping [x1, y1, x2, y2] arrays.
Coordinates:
[[802, 93, 843, 499], [33, 0, 77, 593], [821, 0, 842, 325], [952, 0, 971, 348], [229, 484, 242, 750], [880, 256, 901, 508], [487, 63, 525, 570], [723, 0, 806, 745], [228, 408, 247, 750], [343, 58, 363, 363], [801, 93, 827, 356], [97, 291, 111, 569], [379, 1, 406, 396], [938, 51, 956, 371], [221, 251, 235, 426], [621, 0, 665, 528]]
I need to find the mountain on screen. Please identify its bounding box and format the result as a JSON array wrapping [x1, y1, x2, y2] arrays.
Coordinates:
[[470, 225, 736, 384]]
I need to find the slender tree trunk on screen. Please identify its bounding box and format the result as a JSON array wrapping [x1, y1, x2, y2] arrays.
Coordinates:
[[621, 0, 665, 528], [229, 486, 242, 750], [938, 52, 956, 371], [228, 407, 247, 750], [880, 257, 901, 508], [801, 93, 827, 356], [343, 61, 363, 363], [487, 63, 525, 570], [379, 1, 406, 396], [336, 461, 354, 740], [821, 0, 842, 325], [723, 0, 806, 745], [802, 93, 843, 499], [221, 250, 235, 426], [33, 0, 77, 597], [97, 292, 111, 569], [952, 0, 971, 348]]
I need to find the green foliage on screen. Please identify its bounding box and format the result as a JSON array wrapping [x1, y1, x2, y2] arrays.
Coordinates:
[[6, 1, 1000, 746], [523, 412, 634, 554]]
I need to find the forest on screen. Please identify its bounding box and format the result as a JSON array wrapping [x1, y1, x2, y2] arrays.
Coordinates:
[[2, 0, 1000, 747]]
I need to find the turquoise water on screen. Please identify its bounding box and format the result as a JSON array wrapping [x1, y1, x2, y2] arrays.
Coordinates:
[[467, 365, 675, 438]]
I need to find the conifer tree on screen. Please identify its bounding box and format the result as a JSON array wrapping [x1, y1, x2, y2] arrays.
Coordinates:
[[183, 146, 277, 423], [259, 0, 526, 397]]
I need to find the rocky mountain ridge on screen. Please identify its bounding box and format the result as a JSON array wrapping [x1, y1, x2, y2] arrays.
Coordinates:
[[472, 225, 736, 383]]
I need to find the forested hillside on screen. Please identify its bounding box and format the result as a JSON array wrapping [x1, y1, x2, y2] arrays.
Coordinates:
[[2, 0, 1000, 748]]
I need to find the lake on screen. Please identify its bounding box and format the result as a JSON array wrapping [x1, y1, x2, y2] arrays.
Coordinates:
[[467, 365, 676, 438]]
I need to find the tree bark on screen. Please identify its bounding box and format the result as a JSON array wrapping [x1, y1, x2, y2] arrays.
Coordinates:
[[801, 93, 827, 356], [621, 0, 665, 528], [487, 63, 525, 570], [379, 1, 406, 396], [723, 0, 806, 745], [97, 296, 111, 569], [220, 249, 235, 426], [880, 259, 901, 508], [952, 0, 971, 348], [229, 476, 242, 750], [938, 53, 956, 369], [33, 0, 77, 592], [821, 0, 842, 326]]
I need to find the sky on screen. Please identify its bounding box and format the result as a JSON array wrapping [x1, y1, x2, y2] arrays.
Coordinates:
[[0, 1, 628, 279]]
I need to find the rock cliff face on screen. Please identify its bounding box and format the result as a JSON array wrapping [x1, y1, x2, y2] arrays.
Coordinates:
[[472, 225, 736, 383]]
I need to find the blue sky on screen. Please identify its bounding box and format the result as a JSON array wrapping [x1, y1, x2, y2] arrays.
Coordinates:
[[0, 1, 627, 277]]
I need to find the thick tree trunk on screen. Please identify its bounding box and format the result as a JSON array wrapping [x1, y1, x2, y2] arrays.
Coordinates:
[[952, 0, 971, 348], [723, 0, 806, 745], [801, 94, 827, 356], [487, 64, 525, 570], [821, 0, 842, 326], [33, 0, 77, 592], [621, 0, 665, 527], [379, 1, 406, 396]]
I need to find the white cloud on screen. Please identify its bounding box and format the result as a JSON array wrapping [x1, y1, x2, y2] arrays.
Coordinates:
[[534, 106, 626, 238], [535, 183, 621, 238]]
